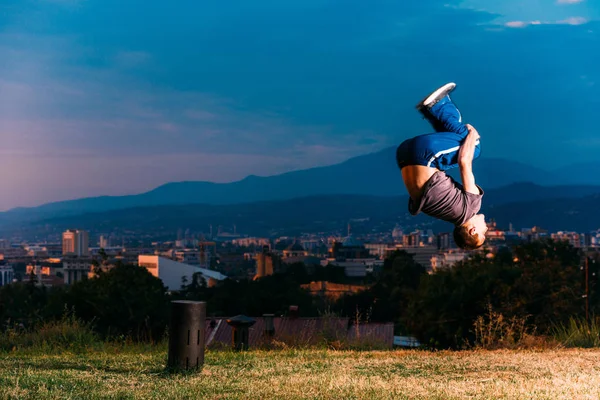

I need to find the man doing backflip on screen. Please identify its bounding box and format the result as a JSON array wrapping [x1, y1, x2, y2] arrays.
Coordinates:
[[396, 82, 488, 249]]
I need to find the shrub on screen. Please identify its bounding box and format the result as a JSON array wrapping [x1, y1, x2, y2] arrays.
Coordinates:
[[0, 310, 98, 352], [474, 304, 539, 349], [553, 317, 600, 348]]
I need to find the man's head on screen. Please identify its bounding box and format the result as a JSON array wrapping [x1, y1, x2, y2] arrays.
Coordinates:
[[453, 214, 488, 250]]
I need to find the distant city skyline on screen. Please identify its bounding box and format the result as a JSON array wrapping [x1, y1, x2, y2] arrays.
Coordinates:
[[1, 0, 599, 211]]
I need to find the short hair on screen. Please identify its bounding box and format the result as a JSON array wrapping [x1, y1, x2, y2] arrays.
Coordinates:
[[453, 224, 484, 250]]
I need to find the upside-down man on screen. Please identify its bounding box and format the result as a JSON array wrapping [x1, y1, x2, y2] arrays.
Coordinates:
[[396, 82, 488, 249]]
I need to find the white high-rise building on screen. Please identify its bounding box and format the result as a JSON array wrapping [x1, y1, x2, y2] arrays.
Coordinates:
[[62, 230, 90, 256]]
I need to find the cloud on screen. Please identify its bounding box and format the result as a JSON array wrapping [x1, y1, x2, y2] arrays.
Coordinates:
[[0, 76, 390, 159], [505, 21, 534, 28], [556, 0, 584, 4], [505, 16, 588, 28], [559, 16, 588, 25]]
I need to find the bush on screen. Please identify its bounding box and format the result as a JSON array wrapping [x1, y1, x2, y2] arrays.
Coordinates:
[[407, 240, 583, 349], [66, 263, 169, 341], [0, 310, 98, 352], [553, 317, 600, 348], [474, 304, 540, 349]]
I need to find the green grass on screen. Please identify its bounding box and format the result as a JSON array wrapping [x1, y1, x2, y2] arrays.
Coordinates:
[[1, 345, 600, 399], [0, 313, 98, 353], [552, 317, 600, 348]]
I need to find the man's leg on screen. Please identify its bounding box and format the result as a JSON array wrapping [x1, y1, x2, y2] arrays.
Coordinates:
[[426, 96, 469, 137], [417, 83, 469, 137], [412, 129, 481, 171], [407, 83, 480, 171]]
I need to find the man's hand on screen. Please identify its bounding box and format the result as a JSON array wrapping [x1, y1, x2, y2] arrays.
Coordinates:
[[465, 124, 480, 140], [458, 124, 481, 195], [458, 124, 480, 166]]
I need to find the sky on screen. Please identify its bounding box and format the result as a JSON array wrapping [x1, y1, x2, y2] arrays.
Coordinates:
[[0, 0, 598, 211]]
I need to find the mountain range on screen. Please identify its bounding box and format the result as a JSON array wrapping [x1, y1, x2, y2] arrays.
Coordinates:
[[1, 146, 599, 235], [8, 190, 600, 240]]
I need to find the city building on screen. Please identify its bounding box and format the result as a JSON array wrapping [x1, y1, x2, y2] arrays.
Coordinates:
[[430, 251, 470, 271], [99, 235, 112, 249], [521, 226, 549, 243], [138, 255, 227, 291], [25, 264, 64, 287], [401, 246, 440, 272], [364, 242, 394, 259], [43, 243, 63, 257], [392, 225, 404, 242], [0, 239, 9, 250], [282, 241, 308, 259], [324, 235, 377, 278], [89, 246, 124, 257], [300, 281, 370, 300], [484, 221, 505, 244], [403, 231, 422, 247], [0, 265, 14, 286], [198, 241, 217, 268], [232, 237, 270, 247], [215, 252, 252, 276], [0, 247, 27, 259], [329, 235, 371, 260], [62, 230, 90, 256], [436, 232, 452, 250], [299, 239, 321, 253], [175, 249, 201, 266], [62, 256, 94, 284], [504, 231, 522, 246], [214, 232, 242, 242], [175, 238, 199, 248], [551, 231, 582, 248], [327, 260, 374, 278], [254, 245, 280, 280], [24, 245, 49, 258]]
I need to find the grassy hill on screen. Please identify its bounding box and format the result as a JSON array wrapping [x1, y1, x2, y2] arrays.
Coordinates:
[[1, 345, 600, 399]]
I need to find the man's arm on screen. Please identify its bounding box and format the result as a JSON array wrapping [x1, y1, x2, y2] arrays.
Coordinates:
[[458, 124, 481, 195]]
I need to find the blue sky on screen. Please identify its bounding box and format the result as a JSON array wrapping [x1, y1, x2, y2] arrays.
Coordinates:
[[0, 0, 598, 210]]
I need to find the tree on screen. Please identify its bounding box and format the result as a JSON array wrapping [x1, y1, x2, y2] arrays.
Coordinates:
[[406, 252, 503, 348], [406, 240, 584, 348], [506, 239, 582, 331], [334, 250, 427, 330], [0, 280, 49, 328], [66, 263, 169, 341]]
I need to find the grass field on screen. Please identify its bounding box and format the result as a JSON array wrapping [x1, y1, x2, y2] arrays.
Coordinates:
[[1, 345, 600, 399]]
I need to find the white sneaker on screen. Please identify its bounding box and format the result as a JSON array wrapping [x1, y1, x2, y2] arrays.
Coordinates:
[[416, 82, 457, 110]]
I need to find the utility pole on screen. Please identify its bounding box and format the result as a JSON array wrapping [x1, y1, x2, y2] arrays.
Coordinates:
[[585, 256, 589, 324]]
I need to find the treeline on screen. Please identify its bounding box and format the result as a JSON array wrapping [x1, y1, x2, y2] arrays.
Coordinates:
[[0, 263, 349, 341], [0, 239, 597, 348], [341, 239, 597, 348]]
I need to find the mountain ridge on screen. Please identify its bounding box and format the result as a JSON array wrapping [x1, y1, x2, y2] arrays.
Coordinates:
[[7, 190, 600, 240], [1, 146, 599, 226]]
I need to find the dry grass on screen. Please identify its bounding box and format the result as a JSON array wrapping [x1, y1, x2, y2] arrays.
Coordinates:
[[1, 346, 600, 399]]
